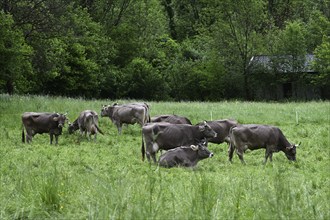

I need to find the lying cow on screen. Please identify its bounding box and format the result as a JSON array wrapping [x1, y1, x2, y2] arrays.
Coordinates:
[[196, 119, 238, 144], [228, 124, 300, 164], [101, 103, 148, 134], [158, 142, 214, 168], [151, 114, 192, 125], [22, 112, 67, 145], [141, 121, 217, 163], [68, 110, 103, 141]]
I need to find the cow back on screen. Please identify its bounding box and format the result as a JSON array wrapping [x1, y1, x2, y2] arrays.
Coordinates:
[[22, 112, 61, 133]]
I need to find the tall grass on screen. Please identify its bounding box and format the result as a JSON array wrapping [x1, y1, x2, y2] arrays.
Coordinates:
[[0, 94, 329, 219]]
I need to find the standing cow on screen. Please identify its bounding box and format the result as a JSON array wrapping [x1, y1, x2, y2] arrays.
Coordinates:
[[141, 121, 217, 163], [22, 112, 67, 145], [196, 119, 238, 144], [113, 102, 151, 123], [158, 141, 214, 168], [151, 114, 192, 125], [68, 110, 103, 141], [101, 103, 148, 134], [228, 124, 300, 164]]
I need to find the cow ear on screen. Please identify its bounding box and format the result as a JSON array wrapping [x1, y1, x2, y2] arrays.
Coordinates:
[[199, 124, 206, 131], [286, 145, 294, 150], [190, 145, 198, 151]]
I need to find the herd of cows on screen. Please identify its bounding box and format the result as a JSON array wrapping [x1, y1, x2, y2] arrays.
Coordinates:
[[21, 102, 300, 168]]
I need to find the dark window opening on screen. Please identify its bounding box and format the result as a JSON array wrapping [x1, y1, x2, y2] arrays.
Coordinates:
[[283, 83, 292, 98]]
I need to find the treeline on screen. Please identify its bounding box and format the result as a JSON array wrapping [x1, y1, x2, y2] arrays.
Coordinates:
[[0, 0, 329, 100]]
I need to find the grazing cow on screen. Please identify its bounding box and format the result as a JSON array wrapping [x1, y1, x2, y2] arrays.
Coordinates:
[[68, 110, 103, 141], [196, 119, 238, 144], [101, 104, 148, 134], [158, 141, 214, 168], [151, 114, 192, 125], [141, 121, 217, 163], [22, 112, 67, 145], [228, 124, 300, 164]]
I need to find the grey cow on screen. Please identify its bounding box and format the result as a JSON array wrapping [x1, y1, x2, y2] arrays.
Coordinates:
[[141, 121, 217, 163], [151, 114, 192, 125], [114, 102, 151, 123], [101, 103, 148, 134], [196, 119, 238, 145], [68, 110, 103, 141], [229, 124, 300, 164], [22, 112, 67, 145], [158, 142, 214, 168]]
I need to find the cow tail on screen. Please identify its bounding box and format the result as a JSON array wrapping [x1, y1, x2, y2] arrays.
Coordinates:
[[141, 132, 145, 161], [92, 115, 104, 135], [22, 127, 25, 143], [95, 123, 104, 135]]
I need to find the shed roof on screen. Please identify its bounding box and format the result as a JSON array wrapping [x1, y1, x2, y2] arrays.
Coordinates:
[[249, 54, 316, 73]]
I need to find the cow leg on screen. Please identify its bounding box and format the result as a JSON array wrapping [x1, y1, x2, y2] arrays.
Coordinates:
[[146, 152, 151, 162], [264, 149, 273, 164], [87, 131, 91, 141], [50, 134, 54, 145], [26, 133, 32, 143], [151, 152, 157, 163], [236, 148, 246, 164], [117, 123, 122, 135], [26, 130, 34, 143], [79, 129, 84, 140], [228, 143, 235, 163], [55, 135, 59, 145]]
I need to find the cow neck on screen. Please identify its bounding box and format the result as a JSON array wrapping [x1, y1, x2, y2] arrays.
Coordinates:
[[277, 131, 291, 151], [192, 125, 203, 139]]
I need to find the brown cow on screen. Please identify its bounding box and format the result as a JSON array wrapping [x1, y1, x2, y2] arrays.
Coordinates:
[[151, 114, 192, 125], [101, 103, 148, 134], [158, 141, 213, 168], [141, 121, 217, 163], [229, 124, 300, 164], [22, 112, 67, 145]]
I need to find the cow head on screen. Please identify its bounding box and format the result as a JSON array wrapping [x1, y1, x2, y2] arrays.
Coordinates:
[[68, 122, 77, 134], [101, 105, 110, 117], [199, 121, 217, 138], [53, 113, 67, 128], [284, 142, 300, 161], [191, 141, 214, 159]]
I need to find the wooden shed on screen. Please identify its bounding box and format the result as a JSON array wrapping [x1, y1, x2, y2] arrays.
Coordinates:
[[248, 54, 329, 100]]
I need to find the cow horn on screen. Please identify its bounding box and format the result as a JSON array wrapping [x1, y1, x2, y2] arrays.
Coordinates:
[[295, 142, 301, 147], [190, 145, 198, 151]]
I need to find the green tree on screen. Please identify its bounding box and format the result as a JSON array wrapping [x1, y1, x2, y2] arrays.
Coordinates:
[[118, 57, 168, 100], [205, 0, 268, 99], [0, 11, 32, 94], [312, 37, 330, 87]]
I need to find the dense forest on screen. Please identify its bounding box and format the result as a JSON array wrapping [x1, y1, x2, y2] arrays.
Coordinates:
[[0, 0, 329, 100]]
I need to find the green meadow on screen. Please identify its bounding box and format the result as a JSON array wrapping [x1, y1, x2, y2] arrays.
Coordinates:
[[0, 94, 329, 219]]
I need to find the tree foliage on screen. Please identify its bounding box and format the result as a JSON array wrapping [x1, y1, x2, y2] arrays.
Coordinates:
[[0, 0, 329, 100]]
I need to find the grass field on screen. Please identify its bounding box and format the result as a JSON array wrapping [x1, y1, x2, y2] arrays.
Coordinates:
[[0, 94, 329, 219]]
